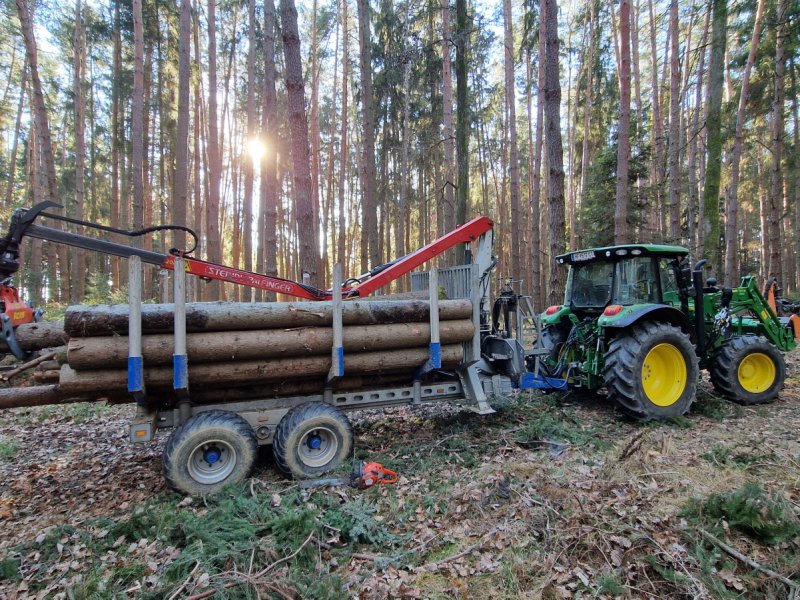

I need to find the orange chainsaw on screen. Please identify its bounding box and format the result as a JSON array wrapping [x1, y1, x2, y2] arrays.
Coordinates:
[[297, 461, 398, 490]]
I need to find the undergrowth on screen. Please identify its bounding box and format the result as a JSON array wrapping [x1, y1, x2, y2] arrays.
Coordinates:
[[682, 482, 800, 545]]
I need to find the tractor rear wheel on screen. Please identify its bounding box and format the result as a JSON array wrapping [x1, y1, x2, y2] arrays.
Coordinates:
[[603, 322, 699, 420], [709, 336, 785, 404]]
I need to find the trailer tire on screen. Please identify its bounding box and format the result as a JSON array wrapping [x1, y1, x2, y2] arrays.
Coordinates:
[[162, 410, 258, 496], [709, 336, 785, 404], [603, 321, 698, 420], [273, 402, 353, 479]]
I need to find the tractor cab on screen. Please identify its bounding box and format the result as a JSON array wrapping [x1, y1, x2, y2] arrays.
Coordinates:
[[557, 245, 689, 317]]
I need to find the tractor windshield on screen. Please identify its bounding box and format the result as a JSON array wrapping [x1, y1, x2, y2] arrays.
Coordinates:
[[565, 261, 614, 308], [612, 257, 658, 305]]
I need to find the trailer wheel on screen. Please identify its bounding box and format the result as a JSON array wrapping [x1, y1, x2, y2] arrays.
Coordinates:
[[603, 321, 698, 420], [162, 410, 258, 496], [273, 402, 353, 478], [709, 336, 785, 404]]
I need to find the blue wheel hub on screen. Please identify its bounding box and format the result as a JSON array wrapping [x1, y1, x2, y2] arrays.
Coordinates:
[[307, 433, 322, 450], [204, 446, 222, 464]]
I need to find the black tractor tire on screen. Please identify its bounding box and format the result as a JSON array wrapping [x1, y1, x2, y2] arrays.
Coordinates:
[[603, 321, 699, 420], [709, 336, 785, 405], [539, 325, 567, 362], [162, 410, 258, 496], [273, 402, 353, 478]]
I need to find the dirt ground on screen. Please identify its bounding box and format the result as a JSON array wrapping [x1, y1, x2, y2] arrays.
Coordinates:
[[0, 351, 798, 599]]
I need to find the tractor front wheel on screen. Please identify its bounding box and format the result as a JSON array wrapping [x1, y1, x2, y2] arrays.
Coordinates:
[[603, 322, 699, 420], [709, 336, 785, 404]]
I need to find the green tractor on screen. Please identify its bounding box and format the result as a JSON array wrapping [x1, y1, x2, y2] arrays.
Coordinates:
[[528, 245, 797, 420]]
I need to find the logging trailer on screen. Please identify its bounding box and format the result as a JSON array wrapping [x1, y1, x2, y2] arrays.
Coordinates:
[[0, 202, 796, 495]]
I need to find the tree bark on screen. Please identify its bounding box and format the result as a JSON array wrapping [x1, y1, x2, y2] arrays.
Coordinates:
[[242, 0, 256, 295], [356, 0, 380, 271], [724, 0, 765, 283], [702, 0, 727, 276], [543, 0, 566, 305], [337, 0, 349, 267], [260, 0, 279, 300], [647, 0, 664, 238], [72, 1, 87, 302], [3, 58, 27, 209], [666, 0, 681, 242], [173, 0, 192, 251], [206, 0, 222, 300], [280, 0, 320, 284], [58, 345, 465, 395], [504, 0, 522, 278], [64, 298, 473, 336], [526, 48, 541, 308], [768, 0, 786, 283], [15, 0, 57, 204], [67, 320, 475, 369], [455, 0, 469, 234], [442, 0, 456, 240], [615, 0, 632, 244]]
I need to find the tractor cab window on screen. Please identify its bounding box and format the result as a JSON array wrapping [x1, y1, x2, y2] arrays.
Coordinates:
[[566, 261, 613, 308], [612, 257, 658, 305], [659, 258, 680, 306]]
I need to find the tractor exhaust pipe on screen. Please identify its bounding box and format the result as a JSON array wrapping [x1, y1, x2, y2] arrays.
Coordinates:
[[692, 260, 707, 355]]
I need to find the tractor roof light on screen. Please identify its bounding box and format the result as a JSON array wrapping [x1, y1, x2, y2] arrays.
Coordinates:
[[545, 305, 562, 315], [615, 249, 629, 256], [604, 305, 623, 316], [631, 249, 642, 255]]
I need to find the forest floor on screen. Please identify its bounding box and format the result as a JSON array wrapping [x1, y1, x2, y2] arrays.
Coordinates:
[[0, 352, 798, 599]]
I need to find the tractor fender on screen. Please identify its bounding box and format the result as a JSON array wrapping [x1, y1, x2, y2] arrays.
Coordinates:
[[598, 305, 690, 332]]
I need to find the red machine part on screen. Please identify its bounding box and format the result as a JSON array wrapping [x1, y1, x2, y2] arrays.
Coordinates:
[[162, 216, 494, 301], [0, 285, 35, 327], [353, 462, 398, 489]]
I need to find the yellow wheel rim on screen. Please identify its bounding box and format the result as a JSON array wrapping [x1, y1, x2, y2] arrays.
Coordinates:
[[737, 352, 775, 394], [641, 343, 687, 407]]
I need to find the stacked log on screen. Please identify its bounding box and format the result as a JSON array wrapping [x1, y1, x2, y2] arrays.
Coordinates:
[[0, 299, 474, 409]]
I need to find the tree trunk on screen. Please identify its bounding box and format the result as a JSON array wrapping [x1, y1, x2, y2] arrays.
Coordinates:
[[64, 298, 473, 337], [768, 0, 786, 283], [174, 0, 191, 251], [58, 346, 465, 395], [647, 0, 664, 239], [67, 320, 475, 369], [724, 0, 765, 283], [15, 0, 57, 203], [356, 0, 380, 272], [666, 0, 681, 242], [281, 0, 320, 284], [71, 2, 86, 302], [261, 0, 279, 299], [579, 2, 594, 242], [206, 0, 222, 300], [504, 0, 522, 279], [337, 0, 349, 267], [702, 0, 727, 276], [3, 58, 27, 209], [543, 0, 566, 305], [615, 0, 632, 244], [442, 0, 456, 241], [688, 10, 710, 258], [242, 0, 256, 296], [310, 0, 322, 278], [455, 0, 469, 235], [132, 0, 145, 253], [526, 48, 542, 308]]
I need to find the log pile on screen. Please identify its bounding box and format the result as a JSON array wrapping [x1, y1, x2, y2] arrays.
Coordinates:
[[1, 299, 474, 409]]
